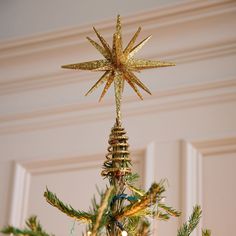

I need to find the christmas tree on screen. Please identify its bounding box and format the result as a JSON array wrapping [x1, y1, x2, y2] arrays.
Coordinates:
[[1, 15, 210, 236]]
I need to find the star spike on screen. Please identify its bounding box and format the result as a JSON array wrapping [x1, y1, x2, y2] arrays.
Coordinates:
[[128, 58, 176, 70], [85, 71, 111, 96], [99, 74, 114, 102], [113, 15, 124, 66], [93, 27, 112, 57], [86, 37, 110, 59], [123, 26, 141, 56], [128, 35, 152, 58], [61, 59, 109, 71], [125, 79, 143, 100], [124, 70, 151, 95], [116, 14, 122, 35]]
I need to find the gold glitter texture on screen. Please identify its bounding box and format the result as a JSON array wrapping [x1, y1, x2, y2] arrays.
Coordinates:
[[62, 15, 175, 120]]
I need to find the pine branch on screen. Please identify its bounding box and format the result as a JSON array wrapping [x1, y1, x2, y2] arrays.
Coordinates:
[[177, 205, 202, 236], [202, 229, 211, 236], [123, 216, 150, 236], [1, 226, 38, 236], [1, 216, 51, 236], [91, 186, 114, 235], [44, 188, 93, 223], [25, 216, 43, 232], [155, 212, 170, 220], [158, 203, 181, 217], [116, 182, 165, 219], [124, 216, 141, 234]]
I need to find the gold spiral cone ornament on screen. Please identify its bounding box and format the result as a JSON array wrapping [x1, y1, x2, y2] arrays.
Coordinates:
[[102, 118, 131, 179]]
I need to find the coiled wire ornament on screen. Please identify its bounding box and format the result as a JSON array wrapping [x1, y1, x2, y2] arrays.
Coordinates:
[[101, 119, 132, 178]]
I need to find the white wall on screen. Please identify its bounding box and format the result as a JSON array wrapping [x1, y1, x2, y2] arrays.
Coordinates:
[[0, 1, 236, 235]]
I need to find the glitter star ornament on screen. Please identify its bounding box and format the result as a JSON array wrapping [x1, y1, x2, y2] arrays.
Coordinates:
[[62, 15, 175, 120]]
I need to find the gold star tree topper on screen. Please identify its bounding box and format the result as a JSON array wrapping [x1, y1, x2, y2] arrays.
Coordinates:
[[62, 15, 175, 120]]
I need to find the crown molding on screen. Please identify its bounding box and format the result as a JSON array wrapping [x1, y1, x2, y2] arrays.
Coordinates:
[[0, 39, 235, 96], [192, 137, 236, 156], [0, 78, 235, 135], [0, 0, 235, 59]]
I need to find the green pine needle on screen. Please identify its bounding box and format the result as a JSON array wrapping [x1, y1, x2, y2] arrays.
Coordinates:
[[177, 205, 202, 236], [126, 184, 145, 197], [125, 173, 140, 185], [202, 229, 211, 236], [124, 216, 150, 236], [156, 212, 170, 220]]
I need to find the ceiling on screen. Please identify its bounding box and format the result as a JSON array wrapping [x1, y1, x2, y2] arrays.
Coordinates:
[[0, 0, 182, 41]]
